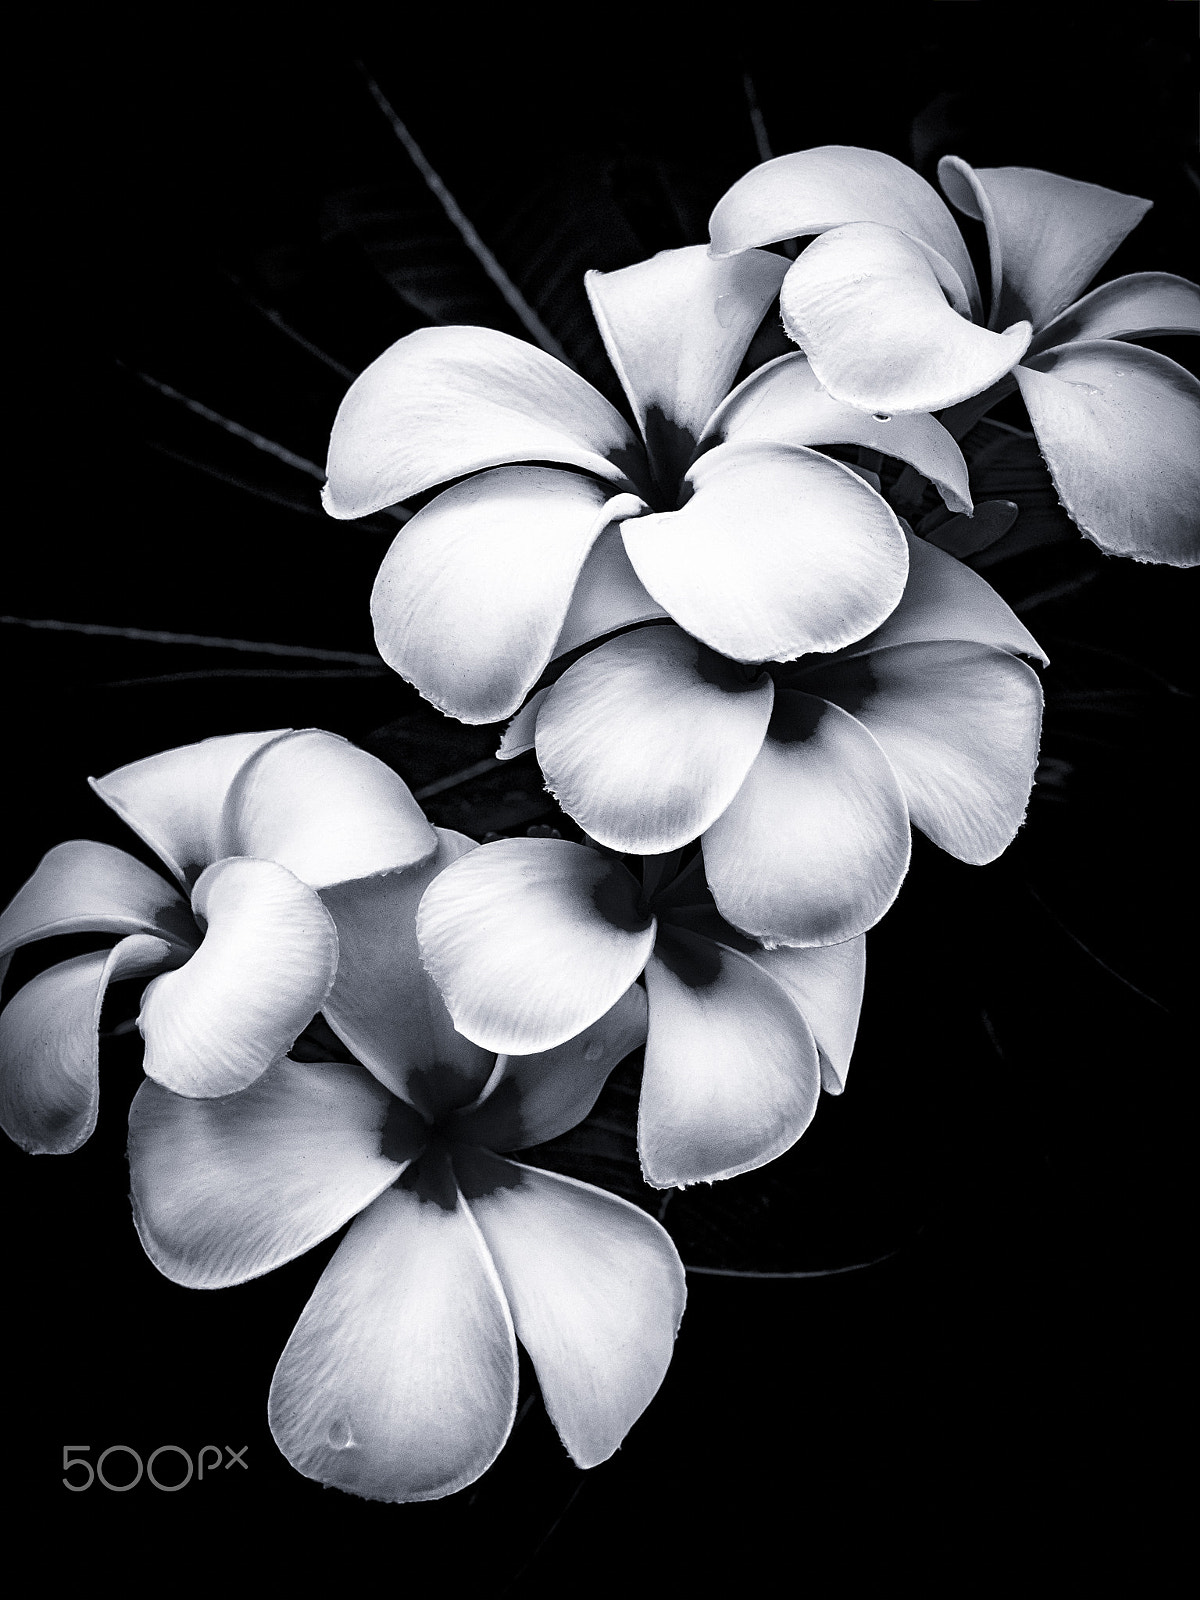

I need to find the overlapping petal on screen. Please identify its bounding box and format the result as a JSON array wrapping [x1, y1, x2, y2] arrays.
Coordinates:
[[90, 731, 289, 888], [535, 626, 774, 854], [0, 839, 195, 960], [320, 829, 493, 1110], [709, 144, 979, 314], [545, 524, 669, 661], [938, 157, 1151, 331], [747, 936, 866, 1095], [370, 465, 646, 722], [703, 352, 973, 513], [801, 642, 1044, 864], [129, 1059, 415, 1288], [1027, 272, 1200, 357], [417, 840, 655, 1055], [457, 1150, 685, 1466], [139, 857, 338, 1097], [0, 934, 179, 1154], [448, 985, 648, 1152], [703, 692, 911, 947], [323, 325, 642, 519], [268, 1159, 518, 1503], [218, 729, 436, 888], [778, 223, 1031, 415], [1015, 342, 1200, 566], [639, 931, 821, 1186], [620, 442, 909, 662], [585, 245, 788, 489]]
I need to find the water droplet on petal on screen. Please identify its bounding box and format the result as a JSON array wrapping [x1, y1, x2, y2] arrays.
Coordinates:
[[873, 414, 891, 422], [714, 294, 737, 329], [584, 1040, 605, 1062], [328, 1417, 355, 1450]]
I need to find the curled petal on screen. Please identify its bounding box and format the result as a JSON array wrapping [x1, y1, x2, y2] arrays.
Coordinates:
[[536, 626, 774, 853], [1028, 272, 1200, 357], [0, 840, 194, 962], [779, 223, 1030, 415], [139, 858, 338, 1097], [321, 830, 493, 1112], [704, 352, 972, 512], [90, 731, 289, 888], [456, 1150, 685, 1467], [709, 145, 979, 316], [449, 984, 648, 1152], [747, 936, 866, 1094], [939, 157, 1151, 331], [548, 524, 669, 661], [268, 1158, 518, 1503], [417, 840, 656, 1055], [585, 245, 788, 488], [639, 934, 821, 1186], [371, 466, 645, 723], [703, 691, 911, 947], [841, 529, 1048, 665], [323, 324, 642, 519], [219, 729, 436, 889], [0, 935, 178, 1154], [802, 642, 1044, 865], [621, 442, 909, 661], [1015, 342, 1200, 566], [129, 1060, 414, 1288]]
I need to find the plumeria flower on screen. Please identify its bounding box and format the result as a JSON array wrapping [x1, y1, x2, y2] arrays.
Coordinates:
[[0, 729, 435, 1151], [498, 531, 1045, 949], [322, 243, 978, 724], [129, 829, 684, 1502], [709, 145, 1200, 565], [418, 840, 865, 1188]]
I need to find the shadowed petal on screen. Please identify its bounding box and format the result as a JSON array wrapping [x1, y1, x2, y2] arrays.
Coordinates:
[[704, 352, 972, 512], [621, 442, 908, 661], [840, 530, 1047, 664], [548, 524, 669, 660], [709, 145, 979, 315], [779, 223, 1030, 415], [1028, 272, 1200, 357], [639, 933, 821, 1186], [371, 466, 645, 723], [747, 936, 866, 1094], [496, 689, 549, 760], [219, 730, 436, 889], [456, 1149, 685, 1467], [139, 858, 338, 1097], [129, 1059, 417, 1288], [449, 985, 648, 1151], [536, 626, 774, 853], [321, 830, 493, 1111], [703, 691, 911, 947], [1015, 342, 1200, 566], [802, 642, 1043, 864], [91, 731, 290, 888], [0, 935, 178, 1154], [417, 840, 656, 1055], [268, 1156, 518, 1503], [585, 245, 788, 489], [0, 840, 195, 961], [939, 157, 1151, 331], [323, 325, 642, 519]]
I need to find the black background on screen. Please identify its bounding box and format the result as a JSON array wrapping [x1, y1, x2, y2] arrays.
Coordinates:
[[5, 6, 1195, 1586]]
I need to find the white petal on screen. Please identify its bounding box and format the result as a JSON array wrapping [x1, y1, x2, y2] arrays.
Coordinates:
[[1028, 272, 1200, 357], [370, 465, 645, 722], [496, 689, 550, 760], [639, 934, 821, 1186], [323, 324, 643, 519], [218, 729, 436, 889], [268, 1160, 518, 1503], [535, 626, 774, 853], [748, 936, 866, 1094], [0, 840, 194, 961], [457, 1151, 685, 1467], [547, 524, 669, 661], [417, 840, 656, 1055], [779, 223, 1030, 415], [139, 858, 338, 1097]]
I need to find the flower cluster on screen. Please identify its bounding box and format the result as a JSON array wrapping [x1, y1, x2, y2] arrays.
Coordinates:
[[3, 140, 1194, 1506]]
